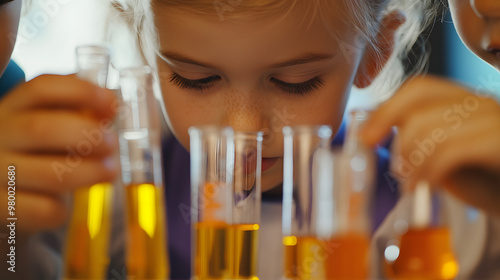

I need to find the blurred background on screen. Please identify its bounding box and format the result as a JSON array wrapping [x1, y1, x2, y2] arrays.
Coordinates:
[[11, 0, 500, 109]]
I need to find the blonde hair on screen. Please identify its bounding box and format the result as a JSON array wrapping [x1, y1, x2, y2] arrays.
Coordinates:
[[109, 0, 441, 102]]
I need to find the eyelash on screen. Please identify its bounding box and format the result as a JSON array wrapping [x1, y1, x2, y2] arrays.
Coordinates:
[[169, 72, 221, 91], [169, 72, 324, 95], [270, 76, 324, 95]]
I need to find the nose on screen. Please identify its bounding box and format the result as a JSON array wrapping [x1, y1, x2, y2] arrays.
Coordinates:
[[222, 88, 267, 133], [471, 0, 500, 18]]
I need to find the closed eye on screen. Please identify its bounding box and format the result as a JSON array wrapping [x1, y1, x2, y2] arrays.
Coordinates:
[[169, 72, 221, 91], [270, 76, 324, 95]]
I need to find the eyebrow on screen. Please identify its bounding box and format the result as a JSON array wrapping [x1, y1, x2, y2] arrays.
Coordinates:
[[160, 51, 334, 69], [269, 53, 334, 68], [160, 51, 218, 69]]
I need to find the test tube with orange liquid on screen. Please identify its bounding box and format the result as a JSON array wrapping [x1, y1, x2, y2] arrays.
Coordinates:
[[384, 181, 459, 280], [282, 111, 375, 280], [325, 110, 375, 279], [64, 45, 113, 280], [189, 127, 263, 280], [118, 66, 169, 279]]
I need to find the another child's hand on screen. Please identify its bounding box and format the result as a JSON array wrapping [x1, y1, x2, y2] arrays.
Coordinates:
[[0, 74, 119, 233], [361, 75, 500, 216]]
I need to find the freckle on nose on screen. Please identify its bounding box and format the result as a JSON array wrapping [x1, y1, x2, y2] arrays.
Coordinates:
[[223, 88, 261, 131]]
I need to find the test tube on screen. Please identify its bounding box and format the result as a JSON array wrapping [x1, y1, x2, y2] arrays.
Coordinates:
[[282, 119, 373, 280], [189, 127, 262, 280], [232, 131, 263, 279], [118, 66, 169, 279], [64, 45, 113, 279], [281, 125, 333, 280], [384, 181, 459, 280], [328, 110, 374, 279]]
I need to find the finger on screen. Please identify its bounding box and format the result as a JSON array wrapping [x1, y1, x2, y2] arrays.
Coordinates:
[[397, 104, 453, 153], [1, 111, 118, 156], [426, 131, 500, 185], [4, 74, 117, 119], [395, 117, 499, 189], [361, 75, 468, 147], [0, 191, 69, 232], [0, 152, 119, 193]]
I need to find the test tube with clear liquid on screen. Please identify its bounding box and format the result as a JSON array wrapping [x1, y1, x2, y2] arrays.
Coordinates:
[[64, 45, 113, 279], [118, 66, 169, 279], [282, 114, 374, 280], [189, 127, 262, 280], [384, 181, 459, 280]]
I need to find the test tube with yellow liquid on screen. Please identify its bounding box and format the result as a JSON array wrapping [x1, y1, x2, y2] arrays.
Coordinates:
[[118, 66, 169, 279], [64, 46, 113, 279], [282, 125, 334, 280], [282, 114, 374, 280], [189, 127, 263, 280], [384, 181, 459, 280]]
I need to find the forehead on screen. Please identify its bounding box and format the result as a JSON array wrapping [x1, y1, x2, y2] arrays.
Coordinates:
[[153, 0, 347, 20], [152, 2, 360, 68], [152, 0, 357, 34]]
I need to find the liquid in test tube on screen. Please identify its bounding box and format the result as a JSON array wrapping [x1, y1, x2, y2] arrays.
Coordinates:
[[323, 110, 374, 279], [282, 125, 334, 280], [385, 181, 459, 280], [282, 118, 373, 280], [118, 66, 169, 279], [64, 45, 113, 280], [189, 127, 262, 280]]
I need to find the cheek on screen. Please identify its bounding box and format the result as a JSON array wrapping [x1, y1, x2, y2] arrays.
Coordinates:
[[161, 85, 198, 150], [159, 83, 221, 151], [283, 75, 351, 130], [451, 3, 484, 52]]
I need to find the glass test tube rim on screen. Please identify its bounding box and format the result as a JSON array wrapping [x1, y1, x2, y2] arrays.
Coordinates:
[[75, 45, 111, 57], [188, 125, 235, 138], [120, 65, 153, 78], [282, 124, 334, 139], [349, 108, 371, 119], [234, 131, 265, 142]]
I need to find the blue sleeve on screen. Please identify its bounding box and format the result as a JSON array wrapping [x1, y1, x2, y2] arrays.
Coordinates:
[[0, 60, 25, 99]]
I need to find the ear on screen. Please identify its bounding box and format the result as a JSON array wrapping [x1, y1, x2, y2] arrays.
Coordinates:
[[354, 11, 406, 88]]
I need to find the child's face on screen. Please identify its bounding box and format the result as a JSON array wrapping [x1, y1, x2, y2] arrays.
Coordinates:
[[449, 0, 500, 70], [154, 3, 371, 191], [0, 0, 22, 76]]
